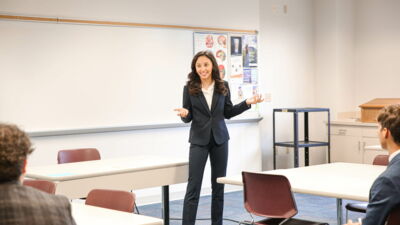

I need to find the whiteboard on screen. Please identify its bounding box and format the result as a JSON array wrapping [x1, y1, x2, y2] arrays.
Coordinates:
[[0, 20, 194, 131], [0, 19, 260, 132]]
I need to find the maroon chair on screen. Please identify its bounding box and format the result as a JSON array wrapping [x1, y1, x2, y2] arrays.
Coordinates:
[[23, 179, 56, 194], [85, 189, 136, 213], [57, 148, 101, 164], [242, 172, 329, 225], [345, 154, 389, 220], [372, 154, 389, 166], [386, 205, 400, 225]]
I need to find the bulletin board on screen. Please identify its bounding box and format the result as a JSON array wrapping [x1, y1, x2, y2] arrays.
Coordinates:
[[194, 32, 260, 115]]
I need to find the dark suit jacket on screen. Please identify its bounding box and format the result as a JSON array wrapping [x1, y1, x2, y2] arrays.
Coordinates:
[[0, 181, 76, 225], [363, 153, 400, 225], [181, 81, 250, 145]]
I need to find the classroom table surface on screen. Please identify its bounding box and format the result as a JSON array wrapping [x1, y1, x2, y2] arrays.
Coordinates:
[[217, 162, 386, 225], [26, 155, 188, 225], [27, 155, 188, 181], [26, 155, 188, 198], [217, 162, 385, 201], [72, 203, 163, 225]]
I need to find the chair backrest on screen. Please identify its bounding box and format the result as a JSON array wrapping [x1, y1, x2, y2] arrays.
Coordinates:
[[372, 154, 389, 166], [386, 205, 400, 225], [57, 148, 101, 164], [23, 179, 56, 194], [242, 171, 298, 218], [85, 189, 135, 213]]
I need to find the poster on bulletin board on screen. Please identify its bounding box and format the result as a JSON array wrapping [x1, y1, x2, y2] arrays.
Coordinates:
[[193, 32, 259, 114]]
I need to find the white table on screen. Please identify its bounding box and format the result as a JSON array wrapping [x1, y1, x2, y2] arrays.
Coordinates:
[[72, 203, 162, 225], [217, 162, 386, 225], [27, 155, 188, 225]]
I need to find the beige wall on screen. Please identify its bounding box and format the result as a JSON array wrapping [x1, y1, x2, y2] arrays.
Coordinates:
[[314, 0, 356, 117], [314, 0, 400, 114], [259, 0, 319, 169], [354, 0, 400, 104]]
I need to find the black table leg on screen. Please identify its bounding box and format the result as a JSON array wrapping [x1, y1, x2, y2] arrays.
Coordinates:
[[273, 110, 276, 169], [304, 112, 309, 166], [294, 112, 299, 168], [162, 185, 170, 225]]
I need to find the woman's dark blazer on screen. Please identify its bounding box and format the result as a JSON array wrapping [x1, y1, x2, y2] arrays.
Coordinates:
[[181, 81, 250, 145]]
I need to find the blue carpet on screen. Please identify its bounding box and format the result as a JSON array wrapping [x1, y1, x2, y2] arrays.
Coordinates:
[[137, 191, 366, 225]]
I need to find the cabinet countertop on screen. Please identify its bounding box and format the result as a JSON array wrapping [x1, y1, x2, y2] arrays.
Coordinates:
[[331, 120, 378, 127]]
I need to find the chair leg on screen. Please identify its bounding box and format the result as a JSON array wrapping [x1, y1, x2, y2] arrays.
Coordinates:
[[278, 218, 290, 225], [130, 189, 140, 214], [134, 203, 140, 214]]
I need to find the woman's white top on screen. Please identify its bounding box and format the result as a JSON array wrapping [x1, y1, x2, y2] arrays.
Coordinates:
[[202, 81, 215, 110]]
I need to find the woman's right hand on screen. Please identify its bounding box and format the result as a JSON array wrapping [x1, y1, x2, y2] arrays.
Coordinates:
[[174, 108, 189, 118]]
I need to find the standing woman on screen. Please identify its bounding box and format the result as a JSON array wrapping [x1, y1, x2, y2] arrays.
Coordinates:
[[174, 51, 263, 225]]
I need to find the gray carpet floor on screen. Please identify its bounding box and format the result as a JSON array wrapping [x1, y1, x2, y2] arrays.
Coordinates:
[[137, 191, 366, 225]]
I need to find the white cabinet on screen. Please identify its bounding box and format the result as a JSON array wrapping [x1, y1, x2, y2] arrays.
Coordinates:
[[331, 121, 384, 164]]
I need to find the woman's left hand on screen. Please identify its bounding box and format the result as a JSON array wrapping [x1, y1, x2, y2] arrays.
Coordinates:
[[246, 94, 264, 105]]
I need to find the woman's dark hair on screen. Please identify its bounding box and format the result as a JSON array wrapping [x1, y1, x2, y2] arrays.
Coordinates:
[[187, 51, 227, 96]]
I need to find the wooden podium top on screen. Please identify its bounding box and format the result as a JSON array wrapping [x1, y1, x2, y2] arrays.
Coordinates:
[[359, 98, 400, 109]]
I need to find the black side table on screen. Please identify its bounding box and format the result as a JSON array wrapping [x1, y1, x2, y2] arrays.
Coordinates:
[[273, 108, 330, 169]]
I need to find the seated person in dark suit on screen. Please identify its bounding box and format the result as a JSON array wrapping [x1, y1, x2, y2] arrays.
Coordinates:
[[345, 104, 400, 225], [0, 123, 76, 225]]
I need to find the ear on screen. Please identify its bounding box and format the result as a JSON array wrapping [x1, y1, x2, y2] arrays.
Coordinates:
[[384, 128, 390, 139], [22, 159, 27, 174]]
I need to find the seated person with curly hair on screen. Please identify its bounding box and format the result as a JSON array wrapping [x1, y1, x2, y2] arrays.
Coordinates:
[[0, 123, 76, 225]]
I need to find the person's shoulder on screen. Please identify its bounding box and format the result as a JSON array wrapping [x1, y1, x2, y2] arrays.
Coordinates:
[[385, 155, 400, 170], [23, 186, 70, 206], [390, 154, 400, 166], [0, 184, 74, 225], [384, 159, 400, 181], [371, 170, 400, 194]]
